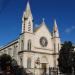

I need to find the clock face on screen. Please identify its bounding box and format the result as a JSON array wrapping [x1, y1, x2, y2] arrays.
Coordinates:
[[40, 37, 48, 47]]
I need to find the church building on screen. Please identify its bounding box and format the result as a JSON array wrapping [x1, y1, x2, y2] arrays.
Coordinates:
[[0, 1, 61, 75]]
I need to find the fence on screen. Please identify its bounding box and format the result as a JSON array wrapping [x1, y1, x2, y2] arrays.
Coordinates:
[[25, 67, 59, 75]]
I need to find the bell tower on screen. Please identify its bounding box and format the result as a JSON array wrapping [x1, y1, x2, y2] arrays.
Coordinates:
[[52, 20, 61, 67], [53, 20, 61, 53], [22, 1, 33, 33], [20, 2, 34, 67]]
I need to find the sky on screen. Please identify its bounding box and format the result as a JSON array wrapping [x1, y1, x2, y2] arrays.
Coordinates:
[[0, 0, 75, 46]]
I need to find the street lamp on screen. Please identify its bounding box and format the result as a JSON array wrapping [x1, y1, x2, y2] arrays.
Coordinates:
[[34, 57, 40, 75], [72, 57, 74, 75]]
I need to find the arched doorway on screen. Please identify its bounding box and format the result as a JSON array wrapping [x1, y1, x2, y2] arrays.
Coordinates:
[[41, 56, 48, 68], [41, 56, 48, 75], [27, 40, 31, 51]]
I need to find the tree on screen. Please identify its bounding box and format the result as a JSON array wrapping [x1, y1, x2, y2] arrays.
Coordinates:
[[0, 54, 28, 75], [71, 52, 75, 75], [0, 54, 12, 71], [58, 41, 74, 75]]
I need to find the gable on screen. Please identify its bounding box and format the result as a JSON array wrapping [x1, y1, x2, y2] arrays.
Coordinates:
[[34, 24, 52, 38], [34, 23, 53, 51]]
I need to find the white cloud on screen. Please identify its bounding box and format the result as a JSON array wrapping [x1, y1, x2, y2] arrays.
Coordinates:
[[65, 28, 71, 33], [72, 26, 75, 29], [65, 26, 75, 34]]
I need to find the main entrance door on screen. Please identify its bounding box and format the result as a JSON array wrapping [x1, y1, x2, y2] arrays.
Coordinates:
[[42, 63, 47, 75], [42, 63, 46, 69]]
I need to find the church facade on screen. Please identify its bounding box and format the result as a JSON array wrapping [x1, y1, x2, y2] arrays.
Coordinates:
[[0, 2, 61, 75]]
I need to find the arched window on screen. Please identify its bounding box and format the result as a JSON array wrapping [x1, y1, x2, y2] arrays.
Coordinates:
[[13, 45, 18, 59], [8, 47, 12, 55], [54, 43, 56, 53], [28, 40, 31, 51], [28, 21, 31, 31], [20, 57, 23, 66], [21, 40, 24, 51], [27, 58, 31, 68], [58, 43, 60, 52]]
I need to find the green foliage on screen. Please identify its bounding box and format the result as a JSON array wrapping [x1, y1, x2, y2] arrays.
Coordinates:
[[0, 54, 28, 75], [0, 54, 12, 71], [58, 41, 74, 74]]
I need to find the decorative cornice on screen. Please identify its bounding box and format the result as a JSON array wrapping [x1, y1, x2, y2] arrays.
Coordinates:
[[18, 50, 59, 55]]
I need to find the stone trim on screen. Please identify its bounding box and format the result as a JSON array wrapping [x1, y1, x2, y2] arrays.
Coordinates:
[[18, 50, 59, 55]]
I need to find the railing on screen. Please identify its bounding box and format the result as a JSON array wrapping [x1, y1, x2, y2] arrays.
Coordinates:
[[25, 67, 58, 75], [25, 68, 44, 75]]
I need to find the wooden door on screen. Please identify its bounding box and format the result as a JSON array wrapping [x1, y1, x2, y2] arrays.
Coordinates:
[[42, 63, 46, 69]]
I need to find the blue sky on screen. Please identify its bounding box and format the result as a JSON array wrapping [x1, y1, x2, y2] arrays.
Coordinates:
[[0, 0, 75, 46]]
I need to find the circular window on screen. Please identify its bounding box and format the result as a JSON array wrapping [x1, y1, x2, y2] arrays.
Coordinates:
[[40, 37, 48, 47]]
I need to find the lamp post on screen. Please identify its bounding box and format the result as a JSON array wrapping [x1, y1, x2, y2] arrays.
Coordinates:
[[49, 67, 51, 75], [19, 53, 23, 67], [70, 51, 75, 75], [35, 57, 40, 75], [72, 57, 74, 75]]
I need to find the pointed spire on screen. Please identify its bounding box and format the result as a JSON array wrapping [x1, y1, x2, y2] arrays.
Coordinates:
[[53, 19, 59, 37], [26, 1, 31, 12], [43, 18, 45, 23], [41, 18, 46, 25], [24, 1, 33, 19], [53, 19, 58, 32]]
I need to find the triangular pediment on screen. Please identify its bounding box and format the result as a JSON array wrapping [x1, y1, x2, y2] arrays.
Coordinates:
[[34, 22, 52, 38], [33, 21, 53, 51]]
